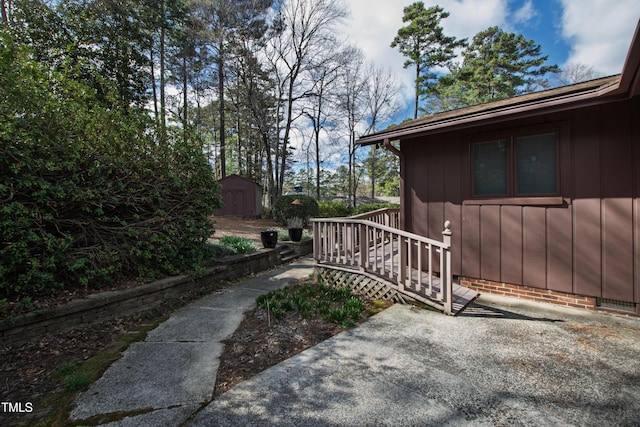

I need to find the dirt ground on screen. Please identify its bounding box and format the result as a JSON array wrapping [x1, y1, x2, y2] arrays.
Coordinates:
[[0, 217, 352, 426], [213, 277, 389, 397], [211, 216, 282, 242]]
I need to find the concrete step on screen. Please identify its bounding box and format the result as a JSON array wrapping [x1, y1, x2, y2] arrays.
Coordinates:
[[278, 245, 298, 263]]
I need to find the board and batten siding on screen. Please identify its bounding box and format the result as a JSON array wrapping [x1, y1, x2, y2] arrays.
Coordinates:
[[400, 99, 640, 304]]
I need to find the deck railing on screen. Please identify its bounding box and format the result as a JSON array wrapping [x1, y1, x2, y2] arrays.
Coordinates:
[[350, 207, 400, 228], [312, 209, 453, 314]]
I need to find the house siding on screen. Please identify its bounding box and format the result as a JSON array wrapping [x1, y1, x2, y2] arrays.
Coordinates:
[[401, 98, 640, 304]]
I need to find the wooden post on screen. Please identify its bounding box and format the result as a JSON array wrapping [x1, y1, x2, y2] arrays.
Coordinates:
[[359, 222, 367, 271], [399, 237, 407, 291], [313, 220, 320, 262], [442, 220, 453, 315]]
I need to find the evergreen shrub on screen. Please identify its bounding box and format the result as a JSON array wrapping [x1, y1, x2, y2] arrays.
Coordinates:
[[0, 36, 222, 297], [272, 195, 319, 226], [351, 202, 400, 216], [317, 200, 350, 218]]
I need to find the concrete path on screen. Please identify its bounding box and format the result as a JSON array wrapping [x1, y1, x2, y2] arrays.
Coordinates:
[[70, 256, 640, 426], [70, 257, 315, 426]]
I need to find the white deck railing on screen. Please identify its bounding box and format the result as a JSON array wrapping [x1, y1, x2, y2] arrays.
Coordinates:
[[312, 209, 453, 314]]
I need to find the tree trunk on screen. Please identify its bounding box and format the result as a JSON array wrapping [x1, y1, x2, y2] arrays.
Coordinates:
[[182, 53, 188, 142], [237, 109, 242, 174], [217, 42, 226, 178], [159, 1, 166, 143], [150, 40, 159, 126], [261, 132, 276, 208], [414, 63, 420, 119], [278, 75, 297, 198], [2, 0, 9, 23]]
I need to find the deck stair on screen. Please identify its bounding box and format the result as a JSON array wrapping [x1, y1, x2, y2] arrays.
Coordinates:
[[312, 209, 478, 315]]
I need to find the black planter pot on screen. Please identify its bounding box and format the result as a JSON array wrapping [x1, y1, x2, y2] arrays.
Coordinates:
[[260, 230, 278, 248], [288, 227, 303, 242]]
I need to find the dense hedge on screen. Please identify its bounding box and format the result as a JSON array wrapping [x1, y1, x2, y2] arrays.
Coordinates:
[[0, 36, 222, 297], [317, 200, 350, 218], [272, 195, 319, 226], [351, 202, 400, 216]]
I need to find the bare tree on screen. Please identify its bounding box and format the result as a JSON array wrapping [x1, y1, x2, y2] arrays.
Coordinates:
[[335, 51, 368, 207], [303, 46, 358, 199], [555, 62, 604, 85], [264, 0, 348, 203], [363, 65, 402, 198]]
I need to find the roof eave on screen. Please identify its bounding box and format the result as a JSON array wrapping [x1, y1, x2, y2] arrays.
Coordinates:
[[358, 19, 640, 147], [357, 84, 620, 146]]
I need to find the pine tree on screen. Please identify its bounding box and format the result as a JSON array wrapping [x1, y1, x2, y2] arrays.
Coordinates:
[[390, 2, 464, 118], [432, 26, 558, 109]]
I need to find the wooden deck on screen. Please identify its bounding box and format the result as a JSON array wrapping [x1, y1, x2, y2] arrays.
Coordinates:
[[317, 237, 478, 316], [313, 211, 479, 315]]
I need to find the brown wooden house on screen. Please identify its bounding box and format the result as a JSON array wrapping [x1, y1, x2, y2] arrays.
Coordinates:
[[356, 22, 640, 315]]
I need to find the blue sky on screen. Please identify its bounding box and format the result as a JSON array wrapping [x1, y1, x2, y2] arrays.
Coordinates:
[[290, 1, 640, 172], [340, 0, 640, 121]]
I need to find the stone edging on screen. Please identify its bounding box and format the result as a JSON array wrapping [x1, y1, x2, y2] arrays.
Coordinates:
[[0, 248, 282, 347]]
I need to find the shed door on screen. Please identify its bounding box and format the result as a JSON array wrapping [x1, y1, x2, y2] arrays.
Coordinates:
[[233, 191, 244, 215], [224, 190, 245, 215]]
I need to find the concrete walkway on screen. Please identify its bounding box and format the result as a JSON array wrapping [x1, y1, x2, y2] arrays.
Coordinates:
[[70, 257, 316, 426], [70, 257, 640, 426]]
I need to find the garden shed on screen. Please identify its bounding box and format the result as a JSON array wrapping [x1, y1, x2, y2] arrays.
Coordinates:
[[215, 174, 263, 217], [356, 21, 640, 314]]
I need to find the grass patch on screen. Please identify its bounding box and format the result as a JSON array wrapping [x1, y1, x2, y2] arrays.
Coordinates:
[[34, 321, 163, 426]]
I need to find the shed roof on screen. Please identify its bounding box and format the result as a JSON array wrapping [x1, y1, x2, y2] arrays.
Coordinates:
[[218, 174, 262, 188], [358, 20, 640, 147]]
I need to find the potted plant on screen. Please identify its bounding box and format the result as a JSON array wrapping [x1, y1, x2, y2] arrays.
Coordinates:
[[260, 229, 278, 248], [287, 217, 304, 242]]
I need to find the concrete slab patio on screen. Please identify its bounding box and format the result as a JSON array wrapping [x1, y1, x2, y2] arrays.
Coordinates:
[[191, 295, 640, 426], [70, 255, 640, 426]]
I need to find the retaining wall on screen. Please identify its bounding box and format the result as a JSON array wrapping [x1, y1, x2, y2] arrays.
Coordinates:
[[1, 249, 281, 347]]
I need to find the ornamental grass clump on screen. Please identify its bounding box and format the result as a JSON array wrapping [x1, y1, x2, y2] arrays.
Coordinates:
[[256, 281, 365, 327], [219, 236, 258, 254]]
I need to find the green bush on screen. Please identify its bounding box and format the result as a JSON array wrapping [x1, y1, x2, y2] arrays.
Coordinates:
[[317, 200, 350, 218], [272, 195, 319, 226], [219, 236, 258, 254], [351, 202, 400, 216], [0, 36, 222, 297]]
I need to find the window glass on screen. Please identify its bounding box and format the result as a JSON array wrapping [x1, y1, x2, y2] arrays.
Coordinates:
[[516, 133, 557, 195], [473, 139, 507, 196]]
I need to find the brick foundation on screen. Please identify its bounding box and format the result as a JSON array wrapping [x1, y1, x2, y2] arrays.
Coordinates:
[[459, 277, 597, 311]]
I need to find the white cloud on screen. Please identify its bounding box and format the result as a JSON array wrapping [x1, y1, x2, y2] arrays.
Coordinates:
[[340, 0, 639, 116], [340, 0, 508, 117], [339, 0, 412, 96], [440, 0, 508, 38], [559, 0, 640, 75], [512, 0, 538, 26]]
